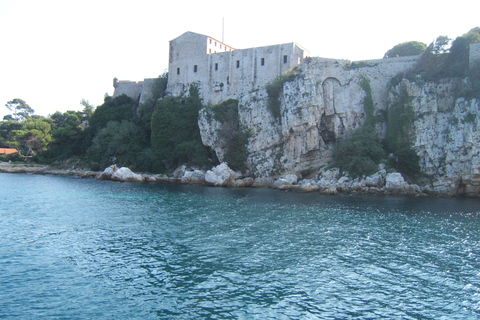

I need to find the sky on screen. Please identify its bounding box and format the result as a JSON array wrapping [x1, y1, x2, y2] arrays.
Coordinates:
[[0, 0, 479, 119]]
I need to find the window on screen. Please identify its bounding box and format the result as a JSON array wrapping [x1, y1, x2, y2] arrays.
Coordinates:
[[215, 42, 217, 46], [261, 58, 265, 66], [194, 65, 198, 72], [220, 44, 222, 49], [177, 67, 180, 75], [215, 63, 218, 71], [209, 39, 212, 44], [209, 49, 212, 53], [227, 76, 230, 84], [283, 55, 288, 63], [236, 60, 240, 68]]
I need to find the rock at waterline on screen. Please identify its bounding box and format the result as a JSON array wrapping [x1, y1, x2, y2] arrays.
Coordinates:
[[111, 167, 145, 182], [98, 165, 144, 182], [205, 162, 236, 187], [97, 165, 117, 180]]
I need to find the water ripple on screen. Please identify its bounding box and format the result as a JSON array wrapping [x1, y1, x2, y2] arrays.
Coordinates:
[[1, 174, 480, 319]]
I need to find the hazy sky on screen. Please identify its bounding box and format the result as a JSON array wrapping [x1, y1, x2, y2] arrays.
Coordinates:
[[0, 0, 479, 119]]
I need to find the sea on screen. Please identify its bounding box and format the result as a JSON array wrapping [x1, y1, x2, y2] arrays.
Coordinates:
[[1, 172, 480, 319]]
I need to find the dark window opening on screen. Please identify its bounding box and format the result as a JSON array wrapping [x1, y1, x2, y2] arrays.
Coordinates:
[[177, 67, 180, 75], [227, 76, 230, 84], [261, 58, 265, 66], [194, 65, 198, 72], [236, 60, 240, 68], [215, 63, 218, 71], [283, 55, 288, 63]]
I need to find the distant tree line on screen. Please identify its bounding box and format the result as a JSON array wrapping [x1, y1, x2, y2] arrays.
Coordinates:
[[0, 74, 223, 173]]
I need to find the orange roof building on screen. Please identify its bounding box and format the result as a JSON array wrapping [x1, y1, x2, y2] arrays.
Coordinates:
[[0, 148, 18, 155]]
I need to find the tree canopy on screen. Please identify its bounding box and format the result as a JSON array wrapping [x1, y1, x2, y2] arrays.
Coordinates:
[[384, 41, 427, 58], [4, 99, 34, 122]]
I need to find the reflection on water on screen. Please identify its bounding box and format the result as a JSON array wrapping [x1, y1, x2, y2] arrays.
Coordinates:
[[1, 173, 480, 319]]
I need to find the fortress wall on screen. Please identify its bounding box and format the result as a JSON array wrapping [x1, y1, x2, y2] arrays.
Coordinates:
[[113, 80, 143, 101], [470, 43, 480, 68], [165, 32, 308, 105]]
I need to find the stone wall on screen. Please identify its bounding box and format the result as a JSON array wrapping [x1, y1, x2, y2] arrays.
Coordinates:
[[112, 79, 143, 101], [470, 42, 480, 68], [166, 32, 308, 105]]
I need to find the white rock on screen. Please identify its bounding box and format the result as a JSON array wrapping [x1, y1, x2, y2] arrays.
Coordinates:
[[181, 169, 206, 184], [111, 167, 144, 182], [274, 178, 292, 189], [385, 172, 406, 192], [172, 165, 187, 179], [281, 174, 298, 184], [97, 165, 117, 180], [205, 163, 236, 187], [365, 169, 386, 187]]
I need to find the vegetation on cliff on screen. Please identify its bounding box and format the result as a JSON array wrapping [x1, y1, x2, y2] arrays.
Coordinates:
[[265, 67, 299, 121], [203, 99, 250, 172], [151, 85, 216, 172], [332, 76, 384, 177]]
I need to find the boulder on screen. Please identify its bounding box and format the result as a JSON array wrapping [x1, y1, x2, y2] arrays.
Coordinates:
[[365, 169, 386, 188], [172, 165, 187, 179], [252, 177, 275, 188], [281, 173, 298, 185], [297, 179, 319, 192], [274, 178, 292, 190], [205, 163, 236, 187], [317, 168, 340, 181], [97, 165, 117, 180], [385, 172, 407, 193], [181, 169, 206, 184], [111, 167, 144, 182]]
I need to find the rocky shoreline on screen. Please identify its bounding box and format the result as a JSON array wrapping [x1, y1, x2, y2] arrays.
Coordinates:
[[1, 161, 471, 198]]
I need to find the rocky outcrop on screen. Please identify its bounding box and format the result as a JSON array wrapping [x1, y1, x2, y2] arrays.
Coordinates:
[[398, 79, 480, 196], [98, 165, 118, 180], [197, 57, 480, 197], [111, 167, 145, 182]]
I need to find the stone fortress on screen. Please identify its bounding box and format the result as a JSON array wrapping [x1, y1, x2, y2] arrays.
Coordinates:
[[113, 31, 480, 107], [113, 31, 480, 196], [114, 31, 308, 104]]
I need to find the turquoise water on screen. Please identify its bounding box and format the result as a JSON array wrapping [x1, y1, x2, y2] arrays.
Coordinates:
[[1, 173, 480, 319]]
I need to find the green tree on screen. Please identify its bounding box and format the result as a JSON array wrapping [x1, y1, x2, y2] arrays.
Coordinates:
[[384, 41, 427, 58], [87, 120, 145, 169], [10, 118, 52, 156], [150, 85, 213, 172], [0, 120, 22, 147], [80, 99, 94, 119], [331, 77, 384, 177], [332, 126, 384, 177], [4, 99, 34, 122]]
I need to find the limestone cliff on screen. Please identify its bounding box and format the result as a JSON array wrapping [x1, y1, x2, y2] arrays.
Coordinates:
[[198, 57, 480, 196], [399, 79, 480, 196]]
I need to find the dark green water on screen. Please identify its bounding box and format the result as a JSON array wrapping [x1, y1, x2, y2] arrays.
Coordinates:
[[1, 173, 480, 319]]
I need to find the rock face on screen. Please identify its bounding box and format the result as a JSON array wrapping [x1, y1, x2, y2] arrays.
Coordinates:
[[199, 57, 419, 178], [197, 57, 480, 197], [400, 79, 480, 196]]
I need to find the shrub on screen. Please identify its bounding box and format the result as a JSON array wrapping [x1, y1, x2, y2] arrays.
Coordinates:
[[204, 99, 250, 172], [332, 126, 384, 177], [265, 67, 299, 120], [390, 147, 420, 177], [150, 85, 215, 172]]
